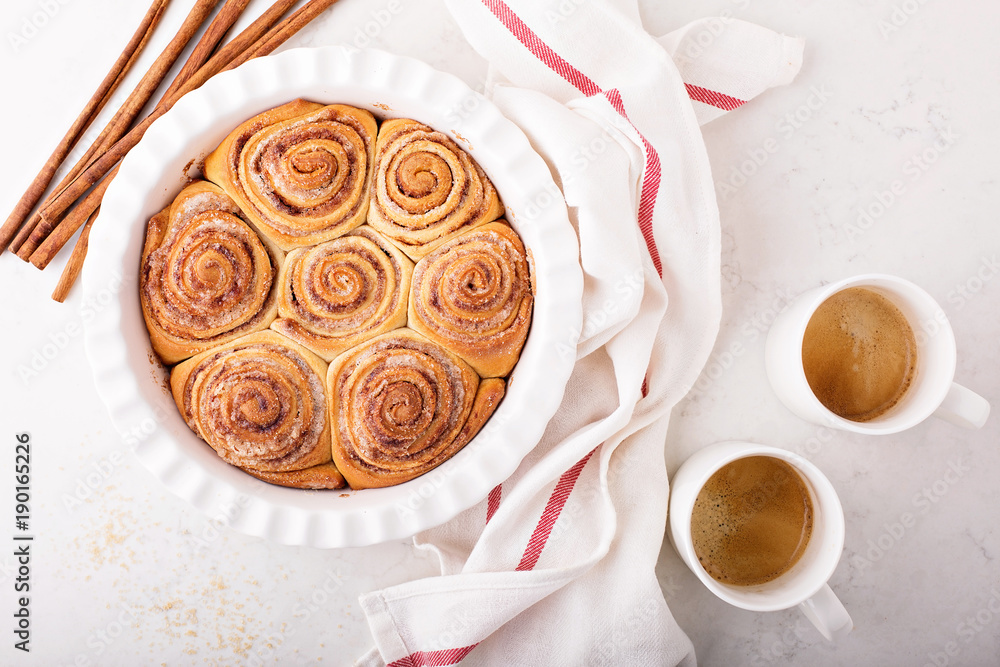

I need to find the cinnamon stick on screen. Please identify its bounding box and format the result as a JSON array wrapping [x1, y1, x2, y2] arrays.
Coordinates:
[[34, 0, 317, 294], [8, 17, 155, 258], [51, 206, 100, 303], [222, 0, 341, 71], [162, 0, 254, 100], [35, 0, 257, 291], [20, 0, 223, 260], [30, 167, 116, 270], [0, 0, 169, 253], [31, 0, 339, 274], [184, 0, 301, 84], [35, 0, 299, 235]]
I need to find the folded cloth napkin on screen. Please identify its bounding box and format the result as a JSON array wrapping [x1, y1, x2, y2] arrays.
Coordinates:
[[357, 2, 803, 665]]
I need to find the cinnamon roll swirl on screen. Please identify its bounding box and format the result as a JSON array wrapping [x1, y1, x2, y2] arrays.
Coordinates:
[[367, 118, 503, 260], [170, 330, 340, 486], [327, 328, 505, 489], [140, 181, 282, 365], [270, 226, 413, 361], [204, 99, 377, 251], [408, 221, 532, 378]]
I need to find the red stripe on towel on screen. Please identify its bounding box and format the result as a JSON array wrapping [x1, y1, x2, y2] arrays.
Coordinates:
[[486, 484, 502, 523], [602, 88, 663, 275], [388, 643, 479, 667], [516, 448, 597, 571], [684, 82, 746, 111], [480, 0, 664, 276], [481, 0, 601, 96]]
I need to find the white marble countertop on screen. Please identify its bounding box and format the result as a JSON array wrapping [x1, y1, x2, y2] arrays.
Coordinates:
[[1, 0, 997, 665]]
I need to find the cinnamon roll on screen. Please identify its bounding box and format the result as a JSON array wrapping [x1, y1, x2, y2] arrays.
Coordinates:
[[170, 330, 340, 486], [408, 221, 532, 378], [270, 226, 413, 361], [367, 118, 503, 260], [204, 99, 377, 251], [140, 180, 282, 365], [327, 328, 506, 489]]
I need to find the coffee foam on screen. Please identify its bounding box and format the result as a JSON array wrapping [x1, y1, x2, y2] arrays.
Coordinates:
[[691, 456, 813, 587], [801, 287, 916, 422]]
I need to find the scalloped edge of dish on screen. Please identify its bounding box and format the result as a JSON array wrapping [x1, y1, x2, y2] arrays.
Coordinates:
[[81, 46, 582, 548]]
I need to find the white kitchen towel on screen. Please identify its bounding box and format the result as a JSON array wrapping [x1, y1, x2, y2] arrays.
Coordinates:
[[356, 2, 803, 665], [661, 17, 804, 125]]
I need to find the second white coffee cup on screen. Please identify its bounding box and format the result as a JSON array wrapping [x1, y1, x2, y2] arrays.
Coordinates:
[[669, 441, 853, 641], [765, 273, 989, 434]]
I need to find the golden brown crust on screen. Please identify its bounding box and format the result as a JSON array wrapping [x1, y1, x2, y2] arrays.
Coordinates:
[[141, 207, 170, 261], [452, 378, 506, 451], [205, 99, 377, 251], [170, 330, 334, 473], [327, 328, 488, 489], [242, 462, 346, 490], [367, 118, 503, 260], [270, 226, 413, 361], [140, 180, 282, 365], [408, 220, 532, 378]]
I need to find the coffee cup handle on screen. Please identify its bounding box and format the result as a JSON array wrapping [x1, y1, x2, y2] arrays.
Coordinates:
[[798, 583, 853, 641], [933, 382, 990, 429]]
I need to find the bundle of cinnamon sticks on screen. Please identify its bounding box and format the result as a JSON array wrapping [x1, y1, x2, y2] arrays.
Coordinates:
[[0, 0, 342, 302]]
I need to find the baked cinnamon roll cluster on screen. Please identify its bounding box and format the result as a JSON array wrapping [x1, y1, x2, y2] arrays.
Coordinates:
[[141, 100, 532, 490]]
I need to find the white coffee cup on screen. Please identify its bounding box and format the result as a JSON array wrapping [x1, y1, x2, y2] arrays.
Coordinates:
[[669, 441, 853, 641], [765, 274, 989, 434]]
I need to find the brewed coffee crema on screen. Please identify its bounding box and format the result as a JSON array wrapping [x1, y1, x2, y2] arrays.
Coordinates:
[[691, 456, 813, 587], [801, 286, 917, 422]]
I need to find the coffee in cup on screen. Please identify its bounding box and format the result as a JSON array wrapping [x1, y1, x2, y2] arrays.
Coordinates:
[[691, 455, 813, 586], [669, 441, 853, 641], [801, 286, 916, 422], [765, 274, 989, 433]]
